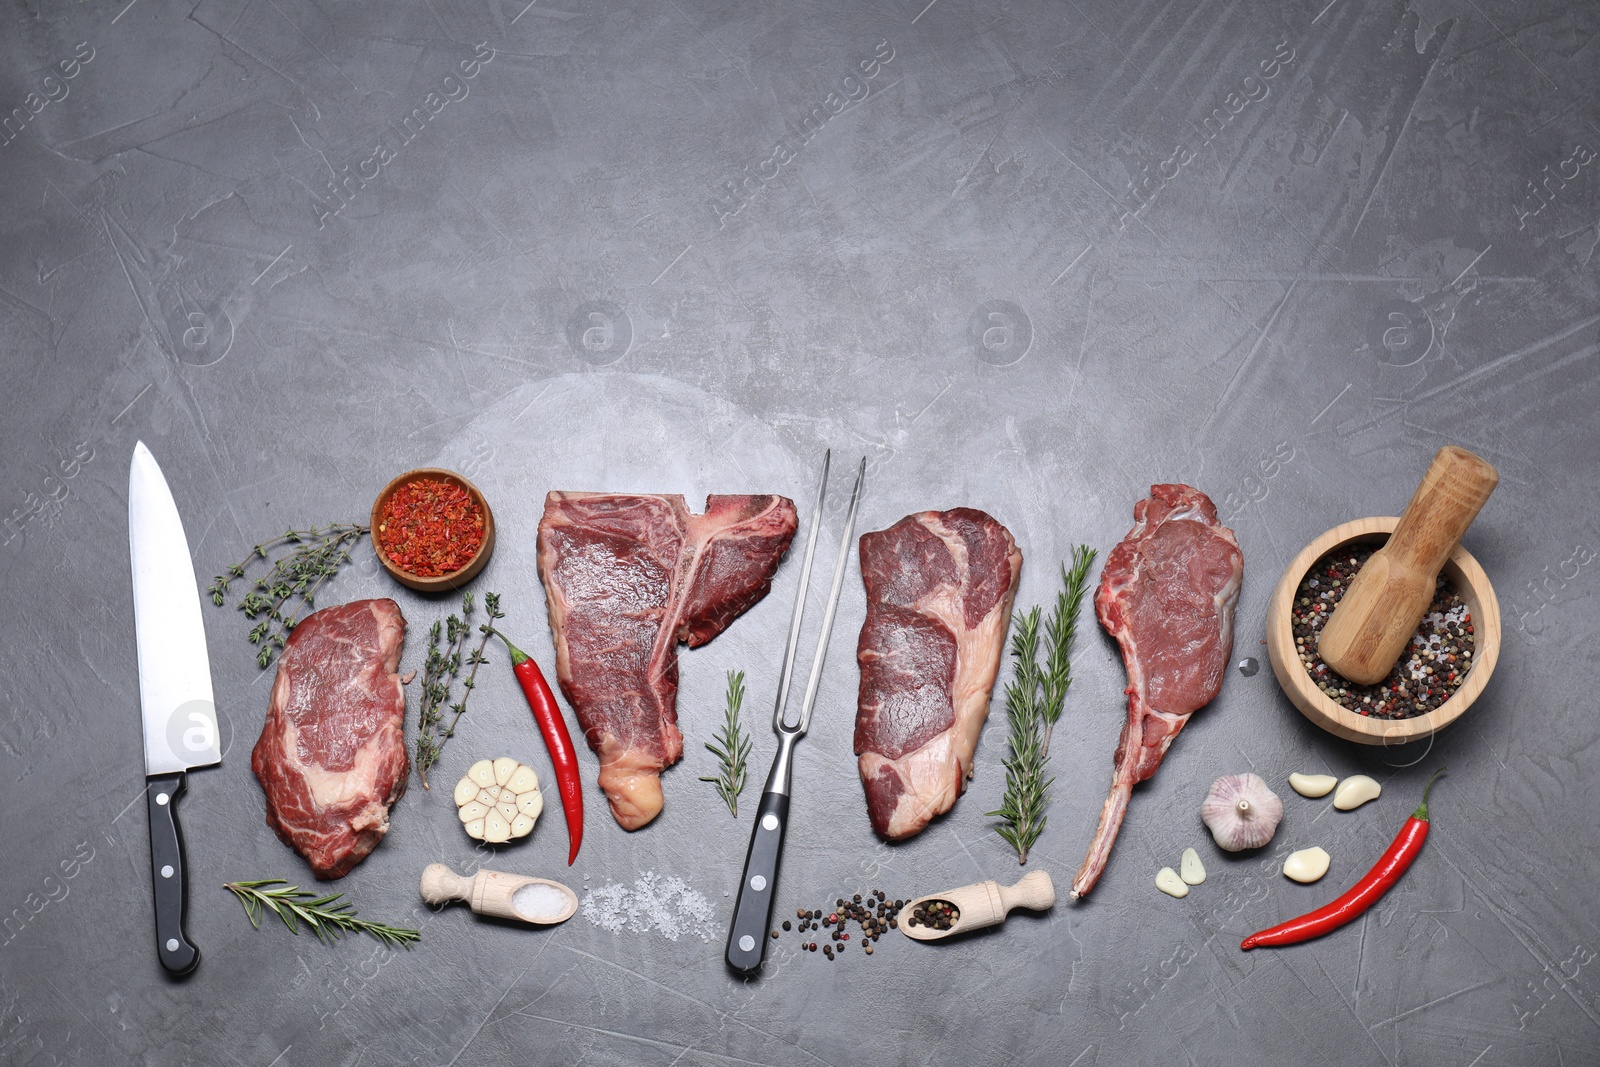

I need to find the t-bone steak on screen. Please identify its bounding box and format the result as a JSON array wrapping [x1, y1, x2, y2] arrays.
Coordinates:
[[537, 492, 798, 830], [251, 599, 408, 880], [854, 508, 1023, 840], [1070, 484, 1243, 899]]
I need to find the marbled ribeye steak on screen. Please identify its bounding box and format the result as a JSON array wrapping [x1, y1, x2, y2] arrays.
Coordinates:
[[252, 599, 408, 880]]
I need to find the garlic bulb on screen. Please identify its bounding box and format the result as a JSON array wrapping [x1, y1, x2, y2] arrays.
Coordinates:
[[1201, 773, 1284, 851], [455, 758, 543, 843]]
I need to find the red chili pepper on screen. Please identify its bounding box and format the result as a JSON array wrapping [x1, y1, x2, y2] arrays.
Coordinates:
[[1242, 768, 1445, 950], [493, 630, 583, 865]]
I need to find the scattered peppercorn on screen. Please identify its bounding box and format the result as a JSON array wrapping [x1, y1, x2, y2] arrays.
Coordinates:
[[1292, 547, 1475, 719], [778, 888, 906, 961]]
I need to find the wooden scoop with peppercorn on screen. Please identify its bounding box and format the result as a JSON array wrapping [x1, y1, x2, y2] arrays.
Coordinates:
[[1317, 446, 1497, 685], [899, 871, 1055, 942]]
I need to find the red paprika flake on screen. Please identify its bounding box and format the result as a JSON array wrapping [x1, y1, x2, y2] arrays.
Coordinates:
[[376, 477, 485, 577]]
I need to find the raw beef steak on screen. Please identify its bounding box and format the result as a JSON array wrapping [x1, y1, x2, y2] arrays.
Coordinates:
[[1071, 484, 1243, 899], [537, 492, 798, 830], [855, 508, 1022, 840], [252, 599, 408, 880]]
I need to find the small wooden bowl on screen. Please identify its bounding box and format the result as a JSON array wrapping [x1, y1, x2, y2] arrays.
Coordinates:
[[371, 468, 495, 593], [1266, 517, 1500, 746]]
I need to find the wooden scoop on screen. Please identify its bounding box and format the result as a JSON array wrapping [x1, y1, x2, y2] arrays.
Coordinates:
[[1317, 446, 1497, 686], [420, 864, 577, 925], [899, 871, 1055, 942]]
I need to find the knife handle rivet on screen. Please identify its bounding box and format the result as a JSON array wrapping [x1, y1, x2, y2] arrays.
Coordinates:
[[738, 935, 754, 952], [165, 938, 179, 952], [161, 865, 174, 879], [156, 793, 169, 806]]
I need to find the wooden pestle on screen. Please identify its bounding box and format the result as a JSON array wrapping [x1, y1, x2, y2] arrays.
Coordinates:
[[1318, 446, 1498, 685]]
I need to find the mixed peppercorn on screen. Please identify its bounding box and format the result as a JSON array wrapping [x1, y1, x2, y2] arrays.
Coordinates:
[[907, 899, 960, 931], [776, 890, 904, 960], [1292, 547, 1475, 719]]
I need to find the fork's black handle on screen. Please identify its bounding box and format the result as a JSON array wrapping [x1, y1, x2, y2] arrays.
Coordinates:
[[725, 789, 790, 974], [147, 772, 200, 976]]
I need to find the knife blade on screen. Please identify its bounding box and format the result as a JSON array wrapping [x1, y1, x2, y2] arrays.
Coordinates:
[[128, 441, 218, 976]]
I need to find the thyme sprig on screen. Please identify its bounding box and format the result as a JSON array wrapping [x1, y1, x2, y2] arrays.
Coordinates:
[[989, 545, 1097, 864], [700, 670, 751, 817], [415, 591, 503, 789], [224, 879, 420, 949], [208, 524, 369, 668]]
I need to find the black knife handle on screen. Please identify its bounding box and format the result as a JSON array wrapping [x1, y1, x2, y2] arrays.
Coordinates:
[[146, 772, 199, 976], [725, 789, 790, 974]]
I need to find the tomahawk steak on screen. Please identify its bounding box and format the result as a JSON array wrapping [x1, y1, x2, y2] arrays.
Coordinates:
[[855, 508, 1022, 840], [252, 599, 409, 880], [1071, 484, 1242, 899], [537, 492, 797, 830]]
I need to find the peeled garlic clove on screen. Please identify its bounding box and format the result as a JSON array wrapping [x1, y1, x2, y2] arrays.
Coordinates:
[[1333, 774, 1381, 811], [1283, 846, 1331, 883], [1201, 773, 1284, 851], [1180, 847, 1206, 885], [455, 758, 543, 842], [1289, 773, 1338, 798], [1156, 867, 1189, 898]]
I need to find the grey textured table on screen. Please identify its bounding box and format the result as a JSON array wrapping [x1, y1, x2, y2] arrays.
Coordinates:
[[2, 1, 1597, 1064]]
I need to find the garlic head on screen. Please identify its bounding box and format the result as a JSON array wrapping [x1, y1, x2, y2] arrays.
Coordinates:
[[1201, 772, 1284, 851], [455, 757, 543, 843]]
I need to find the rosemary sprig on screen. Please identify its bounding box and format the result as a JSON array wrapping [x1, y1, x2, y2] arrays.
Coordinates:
[[224, 879, 420, 949], [989, 545, 1097, 864], [700, 670, 751, 817], [209, 524, 369, 668], [415, 591, 502, 789]]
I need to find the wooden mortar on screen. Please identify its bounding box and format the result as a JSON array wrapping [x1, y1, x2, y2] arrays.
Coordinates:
[[1266, 516, 1501, 745]]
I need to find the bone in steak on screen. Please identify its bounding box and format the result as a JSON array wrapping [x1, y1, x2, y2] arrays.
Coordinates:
[[854, 508, 1022, 840], [252, 599, 408, 880], [1071, 484, 1242, 899], [537, 492, 797, 830]]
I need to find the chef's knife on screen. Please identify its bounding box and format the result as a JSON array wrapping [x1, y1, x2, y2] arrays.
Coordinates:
[[128, 441, 220, 976]]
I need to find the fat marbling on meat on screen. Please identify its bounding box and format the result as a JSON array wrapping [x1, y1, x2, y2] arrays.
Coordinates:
[[1071, 484, 1242, 899], [537, 492, 797, 831], [855, 508, 1022, 840], [252, 599, 408, 880]]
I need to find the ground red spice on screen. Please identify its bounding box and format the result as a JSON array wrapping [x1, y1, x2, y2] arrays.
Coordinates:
[[377, 477, 485, 577]]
